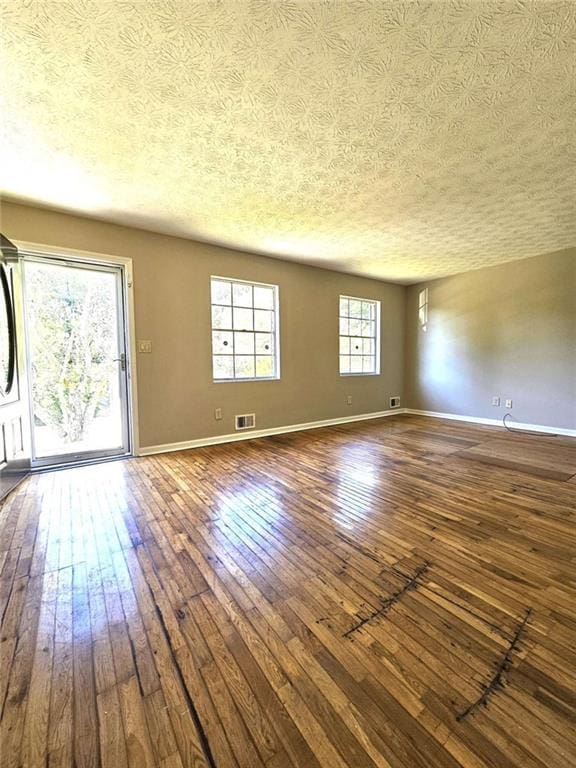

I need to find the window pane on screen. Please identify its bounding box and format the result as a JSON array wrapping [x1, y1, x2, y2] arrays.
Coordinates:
[[362, 356, 375, 373], [339, 336, 349, 355], [254, 286, 274, 309], [362, 337, 374, 355], [211, 279, 231, 305], [339, 297, 349, 316], [339, 317, 349, 336], [255, 333, 273, 354], [419, 306, 427, 325], [350, 356, 362, 373], [235, 356, 255, 378], [361, 302, 373, 320], [212, 305, 232, 330], [212, 331, 233, 354], [233, 282, 253, 307], [349, 300, 362, 318], [233, 307, 253, 331], [213, 355, 234, 379], [349, 318, 361, 336], [254, 309, 273, 332], [349, 337, 362, 355], [361, 319, 373, 337], [256, 355, 274, 377], [234, 332, 255, 354], [340, 355, 350, 374]]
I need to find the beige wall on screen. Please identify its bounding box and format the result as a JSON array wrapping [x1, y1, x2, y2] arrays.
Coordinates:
[[1, 201, 405, 448], [4, 200, 573, 442], [405, 248, 576, 430]]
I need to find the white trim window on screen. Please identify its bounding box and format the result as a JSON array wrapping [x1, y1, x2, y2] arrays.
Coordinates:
[[418, 287, 428, 330], [210, 277, 279, 381], [339, 295, 380, 375]]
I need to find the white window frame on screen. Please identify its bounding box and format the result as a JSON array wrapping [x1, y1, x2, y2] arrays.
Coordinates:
[[210, 276, 280, 382], [418, 287, 428, 330], [339, 295, 381, 376]]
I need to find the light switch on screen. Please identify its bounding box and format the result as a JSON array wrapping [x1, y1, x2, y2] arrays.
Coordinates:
[[137, 340, 152, 353]]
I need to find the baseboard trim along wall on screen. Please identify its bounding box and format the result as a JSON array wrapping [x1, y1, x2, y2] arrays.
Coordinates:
[[138, 406, 576, 456], [404, 409, 576, 437], [138, 408, 407, 456]]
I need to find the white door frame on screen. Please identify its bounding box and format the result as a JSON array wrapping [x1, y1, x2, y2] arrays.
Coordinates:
[[15, 240, 140, 464]]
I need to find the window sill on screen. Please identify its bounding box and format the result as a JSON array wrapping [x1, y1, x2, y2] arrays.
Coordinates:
[[213, 377, 281, 383], [339, 372, 380, 377]]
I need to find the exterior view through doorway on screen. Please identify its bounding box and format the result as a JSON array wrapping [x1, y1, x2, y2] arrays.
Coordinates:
[[24, 255, 132, 467]]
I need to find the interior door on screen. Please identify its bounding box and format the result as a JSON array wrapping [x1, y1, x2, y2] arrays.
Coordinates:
[[0, 235, 31, 499], [24, 256, 131, 467]]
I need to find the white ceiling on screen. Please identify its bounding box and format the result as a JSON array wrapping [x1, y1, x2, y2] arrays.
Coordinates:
[[1, 1, 575, 283]]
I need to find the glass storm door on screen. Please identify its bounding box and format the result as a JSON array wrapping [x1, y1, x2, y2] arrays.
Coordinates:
[[25, 258, 130, 466]]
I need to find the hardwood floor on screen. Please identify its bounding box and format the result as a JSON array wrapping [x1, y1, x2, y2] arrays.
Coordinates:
[[1, 414, 575, 768]]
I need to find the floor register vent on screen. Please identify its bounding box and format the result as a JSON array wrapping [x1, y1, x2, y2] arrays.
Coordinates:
[[235, 413, 256, 430]]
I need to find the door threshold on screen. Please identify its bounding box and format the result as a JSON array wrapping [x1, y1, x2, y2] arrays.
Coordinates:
[[31, 452, 133, 473]]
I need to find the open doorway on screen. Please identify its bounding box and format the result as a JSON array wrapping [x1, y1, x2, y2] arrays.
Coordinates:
[[24, 256, 133, 467]]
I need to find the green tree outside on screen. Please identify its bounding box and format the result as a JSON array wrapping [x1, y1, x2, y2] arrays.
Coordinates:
[[27, 262, 116, 444]]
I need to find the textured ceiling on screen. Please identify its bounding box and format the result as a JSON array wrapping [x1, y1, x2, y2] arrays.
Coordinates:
[[1, 1, 575, 283]]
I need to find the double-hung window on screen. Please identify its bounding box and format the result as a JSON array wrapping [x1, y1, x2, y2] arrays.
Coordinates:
[[339, 295, 380, 375], [211, 277, 279, 381], [418, 288, 428, 330]]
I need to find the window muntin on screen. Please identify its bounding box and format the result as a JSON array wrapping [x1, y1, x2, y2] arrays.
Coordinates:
[[211, 277, 279, 381], [339, 296, 380, 375]]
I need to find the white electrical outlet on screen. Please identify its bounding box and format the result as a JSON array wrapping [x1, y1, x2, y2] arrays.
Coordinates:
[[214, 408, 222, 420], [505, 399, 513, 408], [492, 396, 500, 406], [346, 395, 352, 405]]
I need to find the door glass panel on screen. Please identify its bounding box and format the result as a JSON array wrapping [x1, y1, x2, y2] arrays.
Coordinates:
[[26, 260, 127, 460]]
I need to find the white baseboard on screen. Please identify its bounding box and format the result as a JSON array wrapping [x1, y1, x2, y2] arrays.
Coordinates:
[[404, 409, 576, 437], [138, 408, 408, 456], [138, 407, 575, 456]]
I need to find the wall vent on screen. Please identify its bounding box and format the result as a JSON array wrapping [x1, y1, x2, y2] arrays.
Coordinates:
[[235, 413, 256, 430], [390, 396, 401, 409]]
